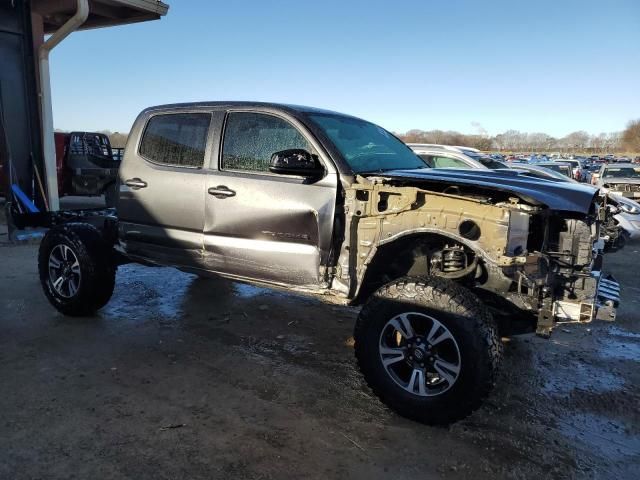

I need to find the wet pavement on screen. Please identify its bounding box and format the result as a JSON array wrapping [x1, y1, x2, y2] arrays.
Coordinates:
[[0, 236, 639, 479]]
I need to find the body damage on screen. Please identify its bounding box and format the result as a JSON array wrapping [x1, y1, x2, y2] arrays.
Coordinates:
[[332, 174, 617, 335], [21, 102, 622, 340], [377, 168, 600, 213]]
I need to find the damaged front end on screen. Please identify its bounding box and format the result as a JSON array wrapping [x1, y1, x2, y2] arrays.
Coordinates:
[[517, 213, 620, 336], [334, 169, 622, 337]]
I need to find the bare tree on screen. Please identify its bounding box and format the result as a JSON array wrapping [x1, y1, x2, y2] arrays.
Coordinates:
[[108, 132, 129, 149], [621, 119, 640, 153], [604, 132, 622, 153]]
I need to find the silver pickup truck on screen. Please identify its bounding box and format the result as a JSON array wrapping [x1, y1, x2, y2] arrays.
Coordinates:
[[35, 102, 621, 425]]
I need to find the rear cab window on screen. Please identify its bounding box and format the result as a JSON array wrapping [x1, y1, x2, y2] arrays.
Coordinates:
[[139, 113, 211, 168]]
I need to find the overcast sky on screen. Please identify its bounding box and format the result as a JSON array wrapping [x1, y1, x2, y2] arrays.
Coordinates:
[[50, 0, 640, 137]]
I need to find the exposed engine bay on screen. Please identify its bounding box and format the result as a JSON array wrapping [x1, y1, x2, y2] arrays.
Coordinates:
[[335, 173, 622, 336]]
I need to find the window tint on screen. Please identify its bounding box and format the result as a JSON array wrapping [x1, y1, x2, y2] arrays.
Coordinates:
[[139, 113, 210, 167], [222, 112, 311, 172]]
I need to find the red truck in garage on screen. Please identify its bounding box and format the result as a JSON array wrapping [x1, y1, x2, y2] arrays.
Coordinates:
[[1, 131, 120, 207]]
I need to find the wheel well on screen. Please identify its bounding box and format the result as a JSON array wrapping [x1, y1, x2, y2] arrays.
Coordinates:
[[353, 233, 478, 304]]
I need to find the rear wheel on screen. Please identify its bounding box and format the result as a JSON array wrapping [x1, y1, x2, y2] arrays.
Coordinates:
[[354, 276, 502, 425], [38, 223, 116, 316]]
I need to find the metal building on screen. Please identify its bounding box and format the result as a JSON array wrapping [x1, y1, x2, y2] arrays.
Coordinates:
[[0, 0, 168, 217]]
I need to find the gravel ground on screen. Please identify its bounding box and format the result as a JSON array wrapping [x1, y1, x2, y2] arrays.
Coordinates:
[[0, 216, 639, 479]]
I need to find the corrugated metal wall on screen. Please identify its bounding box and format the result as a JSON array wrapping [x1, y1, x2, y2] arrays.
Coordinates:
[[0, 0, 44, 208]]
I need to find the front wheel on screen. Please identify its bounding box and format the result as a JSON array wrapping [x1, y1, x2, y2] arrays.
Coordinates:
[[354, 276, 503, 425], [38, 223, 116, 316]]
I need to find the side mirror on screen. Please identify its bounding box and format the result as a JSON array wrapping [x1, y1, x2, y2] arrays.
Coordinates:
[[269, 149, 323, 177]]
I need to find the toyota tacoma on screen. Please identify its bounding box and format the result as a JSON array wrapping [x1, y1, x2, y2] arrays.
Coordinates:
[[26, 102, 621, 425]]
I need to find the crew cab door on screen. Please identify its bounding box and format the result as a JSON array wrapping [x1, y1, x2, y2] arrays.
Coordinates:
[[203, 110, 338, 288], [117, 111, 212, 267]]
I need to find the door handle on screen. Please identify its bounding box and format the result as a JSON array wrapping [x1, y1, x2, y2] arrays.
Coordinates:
[[208, 186, 236, 199], [125, 178, 147, 189]]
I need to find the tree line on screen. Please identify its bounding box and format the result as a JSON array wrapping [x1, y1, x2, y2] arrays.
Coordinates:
[[92, 131, 127, 149], [398, 119, 640, 154]]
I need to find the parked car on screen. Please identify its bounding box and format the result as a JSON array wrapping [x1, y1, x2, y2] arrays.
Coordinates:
[[504, 163, 640, 242], [593, 163, 640, 199], [535, 161, 573, 178], [407, 144, 506, 169], [504, 163, 575, 181], [583, 164, 601, 184], [554, 158, 584, 181], [610, 197, 640, 241], [55, 131, 121, 206], [22, 102, 621, 426]]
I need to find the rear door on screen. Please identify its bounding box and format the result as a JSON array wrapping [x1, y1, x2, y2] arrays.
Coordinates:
[[118, 110, 212, 267], [202, 110, 338, 288]]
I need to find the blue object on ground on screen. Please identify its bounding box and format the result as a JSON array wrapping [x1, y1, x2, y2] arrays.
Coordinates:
[[13, 230, 45, 242], [11, 184, 39, 213]]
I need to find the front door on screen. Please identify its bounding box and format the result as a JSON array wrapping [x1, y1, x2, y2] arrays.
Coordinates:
[[203, 111, 338, 288]]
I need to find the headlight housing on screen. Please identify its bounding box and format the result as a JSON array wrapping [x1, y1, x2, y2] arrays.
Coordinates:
[[618, 198, 640, 215]]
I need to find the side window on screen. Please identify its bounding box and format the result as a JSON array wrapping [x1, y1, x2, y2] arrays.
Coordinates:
[[432, 156, 468, 169], [417, 155, 434, 167], [139, 113, 211, 167], [221, 112, 312, 172]]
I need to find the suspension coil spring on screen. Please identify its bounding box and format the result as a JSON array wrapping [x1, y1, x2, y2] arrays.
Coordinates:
[[442, 245, 466, 272]]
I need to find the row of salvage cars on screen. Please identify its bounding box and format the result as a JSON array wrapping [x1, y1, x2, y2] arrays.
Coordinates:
[[408, 143, 640, 243]]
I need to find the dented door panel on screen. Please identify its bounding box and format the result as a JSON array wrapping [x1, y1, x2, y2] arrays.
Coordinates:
[[203, 171, 338, 287]]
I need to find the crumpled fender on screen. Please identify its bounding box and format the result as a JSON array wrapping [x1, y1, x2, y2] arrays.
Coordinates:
[[371, 168, 599, 214]]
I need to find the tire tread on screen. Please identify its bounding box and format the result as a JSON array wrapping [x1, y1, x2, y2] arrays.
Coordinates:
[[354, 276, 503, 425], [38, 223, 116, 316]]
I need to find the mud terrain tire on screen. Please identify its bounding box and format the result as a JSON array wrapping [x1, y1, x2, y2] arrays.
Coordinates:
[[38, 223, 116, 316], [354, 276, 502, 425]]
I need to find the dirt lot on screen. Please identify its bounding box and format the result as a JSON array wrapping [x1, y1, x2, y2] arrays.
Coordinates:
[[1, 207, 639, 479]]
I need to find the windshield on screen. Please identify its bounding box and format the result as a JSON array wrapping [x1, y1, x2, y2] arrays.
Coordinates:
[[603, 167, 640, 179], [308, 114, 425, 173]]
